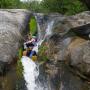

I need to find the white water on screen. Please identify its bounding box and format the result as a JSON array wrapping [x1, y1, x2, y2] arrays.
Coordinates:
[[21, 17, 54, 90], [21, 42, 44, 90], [45, 21, 54, 37], [34, 14, 43, 41], [21, 48, 47, 90], [21, 56, 39, 90]]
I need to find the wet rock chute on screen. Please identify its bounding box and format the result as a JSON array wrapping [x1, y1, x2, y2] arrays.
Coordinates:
[[21, 14, 55, 90]]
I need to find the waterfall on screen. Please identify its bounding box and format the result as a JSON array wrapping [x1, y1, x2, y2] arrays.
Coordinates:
[[21, 41, 44, 90], [37, 22, 42, 41], [34, 13, 43, 41], [37, 20, 54, 47], [21, 56, 39, 90], [21, 45, 48, 90], [21, 14, 54, 90], [45, 21, 54, 37]]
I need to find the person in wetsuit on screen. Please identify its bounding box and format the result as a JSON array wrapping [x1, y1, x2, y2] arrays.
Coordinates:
[[23, 40, 37, 61]]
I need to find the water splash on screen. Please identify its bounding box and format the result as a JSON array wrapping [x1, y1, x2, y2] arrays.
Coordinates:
[[21, 43, 48, 90], [21, 56, 39, 90], [21, 56, 48, 90], [38, 20, 54, 46], [34, 14, 43, 41], [45, 21, 54, 37]]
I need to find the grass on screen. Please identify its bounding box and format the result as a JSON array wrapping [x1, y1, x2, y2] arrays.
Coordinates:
[[16, 48, 23, 78], [29, 17, 37, 36], [15, 48, 25, 90]]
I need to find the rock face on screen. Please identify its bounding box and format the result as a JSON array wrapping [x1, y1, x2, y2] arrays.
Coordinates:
[[43, 11, 90, 90], [53, 11, 90, 38], [0, 9, 31, 74]]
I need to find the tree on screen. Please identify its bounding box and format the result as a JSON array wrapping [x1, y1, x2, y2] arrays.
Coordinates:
[[0, 0, 21, 8], [41, 0, 88, 15], [0, 0, 88, 15], [28, 1, 40, 12]]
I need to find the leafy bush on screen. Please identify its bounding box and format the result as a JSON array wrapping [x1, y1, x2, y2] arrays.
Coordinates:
[[0, 0, 88, 15], [0, 0, 21, 8], [41, 0, 88, 15]]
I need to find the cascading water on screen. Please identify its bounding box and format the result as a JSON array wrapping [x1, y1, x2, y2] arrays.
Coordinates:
[[21, 56, 39, 90], [21, 44, 48, 90], [21, 15, 54, 90], [34, 13, 43, 41], [45, 21, 54, 37]]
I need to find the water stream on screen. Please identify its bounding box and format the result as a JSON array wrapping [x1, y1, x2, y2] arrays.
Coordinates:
[[21, 18, 54, 90], [21, 56, 39, 90]]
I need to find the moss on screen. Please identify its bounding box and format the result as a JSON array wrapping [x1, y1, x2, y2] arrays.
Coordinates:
[[29, 17, 37, 36], [19, 48, 23, 59], [16, 48, 23, 78]]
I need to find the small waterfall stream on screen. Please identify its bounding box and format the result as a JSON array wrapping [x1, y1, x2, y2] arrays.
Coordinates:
[[21, 17, 54, 90], [45, 21, 54, 37], [21, 56, 39, 90]]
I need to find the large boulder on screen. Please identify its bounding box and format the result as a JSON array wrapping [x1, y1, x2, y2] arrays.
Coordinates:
[[0, 9, 31, 74], [68, 38, 90, 76], [44, 11, 90, 90], [53, 11, 90, 38], [50, 11, 90, 75]]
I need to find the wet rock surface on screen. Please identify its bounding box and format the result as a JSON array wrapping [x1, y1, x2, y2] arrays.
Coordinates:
[[40, 11, 90, 90], [0, 61, 9, 75], [0, 64, 17, 90], [45, 61, 89, 90]]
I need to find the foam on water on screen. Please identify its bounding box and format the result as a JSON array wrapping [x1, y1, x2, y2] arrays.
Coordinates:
[[45, 21, 54, 36], [21, 56, 39, 90], [21, 56, 48, 90]]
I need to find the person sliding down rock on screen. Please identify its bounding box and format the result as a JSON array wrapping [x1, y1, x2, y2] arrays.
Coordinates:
[[24, 33, 37, 50], [23, 40, 37, 61]]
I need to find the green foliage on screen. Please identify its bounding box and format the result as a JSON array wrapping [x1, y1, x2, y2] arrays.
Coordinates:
[[29, 17, 37, 36], [0, 0, 21, 8], [16, 60, 23, 78], [64, 0, 88, 15], [28, 1, 41, 12], [16, 48, 23, 78], [0, 0, 88, 15], [41, 0, 88, 15], [18, 48, 23, 59], [20, 0, 88, 15]]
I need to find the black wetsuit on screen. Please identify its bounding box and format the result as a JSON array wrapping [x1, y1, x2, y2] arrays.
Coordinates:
[[26, 43, 34, 48]]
